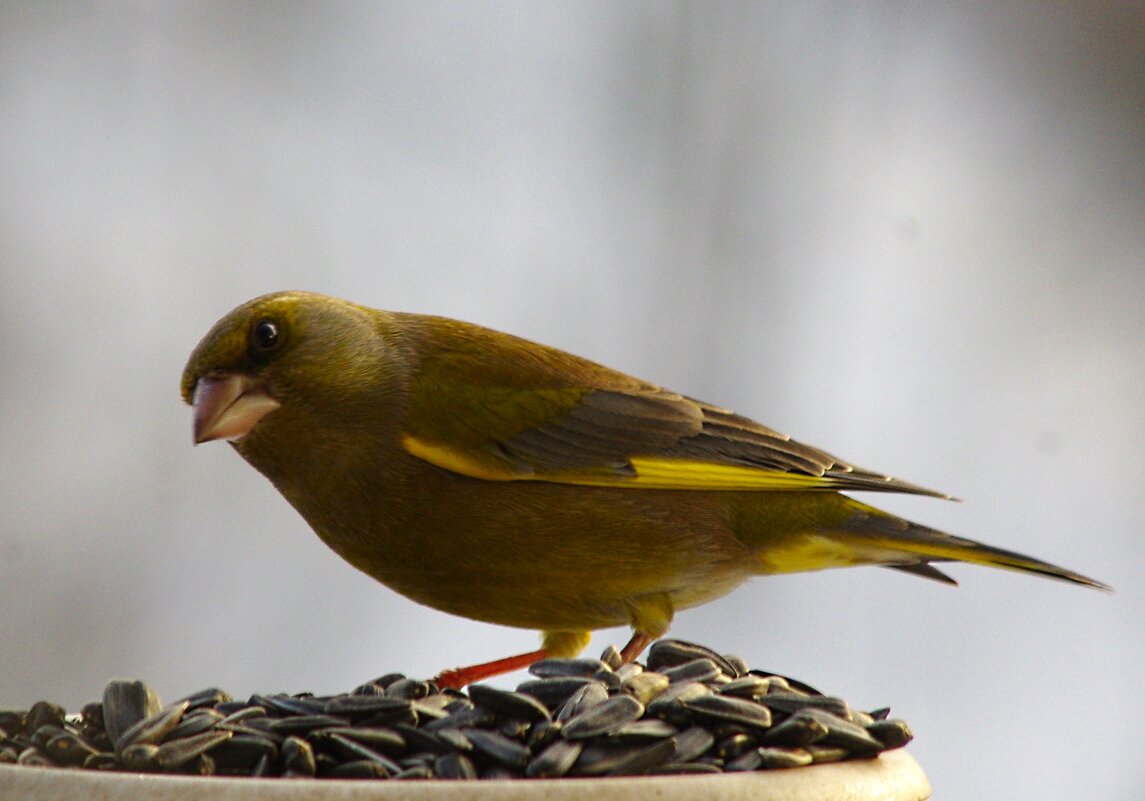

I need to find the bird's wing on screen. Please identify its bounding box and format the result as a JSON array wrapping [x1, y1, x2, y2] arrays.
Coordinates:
[[399, 318, 949, 498]]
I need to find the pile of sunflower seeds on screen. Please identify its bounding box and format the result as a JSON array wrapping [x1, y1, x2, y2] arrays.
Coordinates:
[[0, 640, 912, 780]]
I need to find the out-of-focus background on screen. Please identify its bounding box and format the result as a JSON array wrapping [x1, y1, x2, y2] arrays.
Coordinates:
[[2, 3, 1141, 798]]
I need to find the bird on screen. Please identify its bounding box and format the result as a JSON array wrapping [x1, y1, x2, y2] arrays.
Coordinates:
[[181, 290, 1108, 687]]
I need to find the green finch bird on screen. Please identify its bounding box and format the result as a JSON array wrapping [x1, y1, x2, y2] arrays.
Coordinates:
[[181, 291, 1107, 686]]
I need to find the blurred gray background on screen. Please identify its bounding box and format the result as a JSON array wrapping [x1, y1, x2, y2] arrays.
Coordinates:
[[1, 3, 1142, 798]]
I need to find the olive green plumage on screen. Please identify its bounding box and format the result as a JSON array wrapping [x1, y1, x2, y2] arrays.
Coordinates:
[[181, 291, 1107, 665]]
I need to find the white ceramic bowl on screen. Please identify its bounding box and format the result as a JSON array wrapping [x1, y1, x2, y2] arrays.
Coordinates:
[[0, 749, 928, 801]]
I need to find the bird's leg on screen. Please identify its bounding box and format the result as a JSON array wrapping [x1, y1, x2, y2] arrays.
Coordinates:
[[433, 631, 592, 689], [619, 631, 654, 664], [433, 648, 549, 690]]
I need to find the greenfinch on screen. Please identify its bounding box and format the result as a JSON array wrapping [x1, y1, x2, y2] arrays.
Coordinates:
[[182, 291, 1107, 686]]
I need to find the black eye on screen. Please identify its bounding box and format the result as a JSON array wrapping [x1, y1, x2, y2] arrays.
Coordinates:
[[250, 318, 282, 359]]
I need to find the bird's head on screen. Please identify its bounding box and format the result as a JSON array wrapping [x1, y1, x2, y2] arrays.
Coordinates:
[[181, 291, 395, 447]]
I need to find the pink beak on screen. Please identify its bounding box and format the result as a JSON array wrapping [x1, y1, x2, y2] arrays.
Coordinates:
[[191, 373, 281, 444]]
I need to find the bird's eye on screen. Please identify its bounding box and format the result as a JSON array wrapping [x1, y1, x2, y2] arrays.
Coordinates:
[[249, 318, 282, 359]]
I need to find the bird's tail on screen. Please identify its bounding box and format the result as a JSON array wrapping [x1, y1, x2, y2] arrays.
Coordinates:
[[841, 496, 1110, 591]]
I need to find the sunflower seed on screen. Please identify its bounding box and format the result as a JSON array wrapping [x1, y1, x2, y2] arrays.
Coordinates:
[[755, 671, 823, 696], [115, 701, 189, 753], [723, 654, 749, 677], [43, 732, 98, 766], [421, 705, 494, 732], [318, 732, 403, 773], [561, 694, 644, 739], [525, 738, 582, 778], [410, 701, 451, 723], [187, 752, 217, 776], [393, 764, 434, 780], [324, 695, 412, 720], [442, 697, 476, 714], [83, 751, 117, 770], [219, 706, 267, 725], [209, 733, 278, 771], [599, 644, 623, 671], [354, 724, 407, 747], [415, 693, 457, 713], [368, 673, 409, 690], [612, 719, 678, 742], [571, 737, 676, 777], [759, 746, 814, 769], [177, 688, 232, 711], [251, 694, 327, 717], [594, 669, 623, 692], [517, 677, 599, 710], [434, 728, 474, 753], [30, 724, 68, 750], [26, 702, 66, 733], [326, 759, 390, 778], [163, 709, 223, 741], [281, 735, 316, 776], [798, 708, 883, 754], [351, 682, 385, 697], [433, 752, 477, 779], [670, 725, 715, 763], [258, 714, 349, 735], [463, 728, 531, 768], [392, 723, 467, 754], [0, 710, 27, 734], [219, 723, 286, 745], [725, 747, 763, 771], [528, 658, 610, 678], [555, 682, 609, 724], [399, 751, 436, 769], [498, 720, 530, 740], [650, 761, 723, 775], [680, 693, 772, 731], [717, 676, 770, 699], [17, 747, 51, 767], [467, 685, 551, 723], [253, 752, 273, 777], [759, 692, 850, 718], [614, 663, 643, 682], [867, 718, 913, 750], [155, 730, 232, 770], [662, 658, 723, 685], [807, 744, 850, 763], [622, 671, 670, 705], [762, 709, 830, 747], [645, 681, 712, 721], [763, 675, 792, 693], [120, 742, 161, 771], [525, 719, 562, 750], [646, 640, 738, 677], [386, 679, 432, 700], [701, 754, 729, 769], [79, 702, 104, 730], [102, 681, 162, 744], [715, 732, 759, 760]]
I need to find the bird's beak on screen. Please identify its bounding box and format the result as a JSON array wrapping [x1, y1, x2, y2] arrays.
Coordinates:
[[191, 373, 281, 444]]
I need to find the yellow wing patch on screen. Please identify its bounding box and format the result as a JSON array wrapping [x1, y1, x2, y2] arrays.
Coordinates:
[[401, 435, 522, 481], [402, 434, 841, 490], [622, 458, 840, 490]]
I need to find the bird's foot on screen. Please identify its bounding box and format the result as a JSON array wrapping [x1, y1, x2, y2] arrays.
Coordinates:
[[619, 631, 654, 664], [433, 647, 549, 690]]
